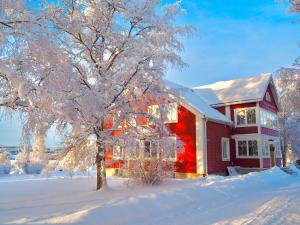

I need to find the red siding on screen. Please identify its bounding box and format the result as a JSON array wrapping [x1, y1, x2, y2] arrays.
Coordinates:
[[168, 105, 197, 174], [233, 126, 258, 135], [261, 127, 280, 137], [215, 106, 225, 115], [263, 158, 270, 168], [206, 121, 232, 174]]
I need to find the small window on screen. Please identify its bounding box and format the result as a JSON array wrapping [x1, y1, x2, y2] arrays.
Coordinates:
[[265, 91, 271, 102], [112, 145, 123, 159], [221, 138, 230, 161]]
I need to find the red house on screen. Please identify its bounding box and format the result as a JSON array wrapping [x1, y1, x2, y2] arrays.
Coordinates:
[[107, 73, 282, 178]]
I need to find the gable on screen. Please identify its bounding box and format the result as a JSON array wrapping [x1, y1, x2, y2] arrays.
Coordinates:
[[260, 83, 279, 113]]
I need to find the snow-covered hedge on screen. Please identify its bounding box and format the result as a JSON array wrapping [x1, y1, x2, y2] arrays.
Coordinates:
[[0, 152, 11, 174], [24, 163, 44, 174], [0, 163, 11, 174]]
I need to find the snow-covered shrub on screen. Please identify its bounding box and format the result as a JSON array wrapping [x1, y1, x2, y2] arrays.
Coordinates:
[[15, 147, 29, 171], [120, 138, 181, 185], [24, 162, 44, 174], [15, 145, 47, 174], [0, 152, 11, 174]]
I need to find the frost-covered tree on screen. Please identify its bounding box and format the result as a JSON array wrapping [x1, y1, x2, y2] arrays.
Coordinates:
[[276, 67, 300, 164], [0, 0, 191, 189]]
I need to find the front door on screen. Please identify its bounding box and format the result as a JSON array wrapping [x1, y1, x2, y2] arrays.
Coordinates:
[[270, 144, 275, 167]]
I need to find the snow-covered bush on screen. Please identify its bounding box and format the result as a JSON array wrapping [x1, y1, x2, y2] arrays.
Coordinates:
[[0, 152, 11, 174], [120, 138, 181, 185], [24, 162, 44, 174], [15, 145, 48, 174]]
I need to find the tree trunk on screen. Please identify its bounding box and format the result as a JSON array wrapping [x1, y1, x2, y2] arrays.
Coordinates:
[[96, 141, 107, 190]]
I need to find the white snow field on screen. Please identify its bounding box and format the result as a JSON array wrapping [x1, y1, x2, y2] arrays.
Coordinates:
[[1, 168, 300, 225]]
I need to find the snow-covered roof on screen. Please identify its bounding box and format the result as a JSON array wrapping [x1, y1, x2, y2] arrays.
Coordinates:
[[192, 73, 272, 106], [164, 80, 232, 125]]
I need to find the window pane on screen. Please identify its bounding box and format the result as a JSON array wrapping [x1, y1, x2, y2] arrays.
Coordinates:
[[151, 141, 158, 158], [236, 110, 246, 125], [247, 109, 256, 124], [248, 140, 258, 156], [113, 145, 122, 159], [238, 140, 247, 156], [148, 105, 161, 120], [164, 103, 178, 123]]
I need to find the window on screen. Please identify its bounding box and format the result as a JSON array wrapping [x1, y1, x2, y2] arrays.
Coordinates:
[[237, 139, 258, 157], [238, 140, 247, 156], [161, 137, 177, 160], [112, 145, 123, 159], [262, 140, 270, 157], [125, 115, 137, 127], [260, 109, 278, 129], [143, 140, 159, 159], [144, 141, 151, 158], [221, 138, 230, 161], [265, 91, 271, 102], [235, 108, 256, 126], [248, 140, 258, 156], [275, 142, 281, 157], [163, 103, 178, 123], [148, 105, 161, 119], [148, 103, 178, 124]]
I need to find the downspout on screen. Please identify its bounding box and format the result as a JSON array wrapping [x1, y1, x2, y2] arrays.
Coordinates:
[[203, 117, 208, 176]]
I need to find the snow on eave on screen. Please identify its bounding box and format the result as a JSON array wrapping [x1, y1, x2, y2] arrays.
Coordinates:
[[192, 73, 273, 106], [164, 80, 233, 125]]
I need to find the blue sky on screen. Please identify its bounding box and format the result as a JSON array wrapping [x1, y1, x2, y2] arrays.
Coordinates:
[[1, 0, 300, 146]]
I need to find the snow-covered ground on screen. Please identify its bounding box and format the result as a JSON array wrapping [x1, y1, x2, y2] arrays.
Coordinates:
[[1, 168, 300, 225]]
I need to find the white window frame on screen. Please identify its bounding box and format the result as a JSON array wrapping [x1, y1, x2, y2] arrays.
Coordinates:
[[112, 145, 124, 160], [221, 137, 230, 161], [163, 103, 178, 123], [234, 107, 258, 127], [141, 137, 177, 161], [148, 103, 178, 125], [235, 138, 259, 158], [142, 140, 159, 159]]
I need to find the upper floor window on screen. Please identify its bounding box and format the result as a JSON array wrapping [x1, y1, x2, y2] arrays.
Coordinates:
[[235, 108, 256, 126], [148, 103, 178, 124], [260, 109, 278, 129]]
